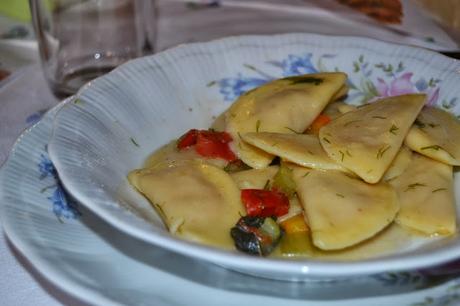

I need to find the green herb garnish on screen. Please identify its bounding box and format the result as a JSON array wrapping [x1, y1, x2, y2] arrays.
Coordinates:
[[322, 137, 331, 144], [284, 76, 323, 85], [256, 120, 261, 132], [285, 127, 302, 134], [389, 124, 399, 135], [421, 145, 442, 151], [405, 183, 426, 192], [376, 145, 391, 159], [414, 119, 426, 128], [339, 150, 345, 162], [344, 120, 362, 127], [336, 193, 345, 198], [263, 179, 271, 190], [130, 137, 140, 147], [372, 115, 387, 119], [432, 188, 447, 193]]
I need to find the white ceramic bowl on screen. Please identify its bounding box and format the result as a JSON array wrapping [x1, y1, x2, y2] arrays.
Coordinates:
[[49, 33, 460, 280]]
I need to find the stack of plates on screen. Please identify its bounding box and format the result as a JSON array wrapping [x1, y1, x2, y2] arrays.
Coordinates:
[[2, 33, 460, 305]]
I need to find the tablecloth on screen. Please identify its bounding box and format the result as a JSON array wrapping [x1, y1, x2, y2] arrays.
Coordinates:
[[0, 1, 459, 305]]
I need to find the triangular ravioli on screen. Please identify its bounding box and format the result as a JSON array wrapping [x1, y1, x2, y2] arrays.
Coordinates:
[[405, 106, 460, 165], [128, 160, 244, 249], [230, 166, 279, 189], [389, 153, 456, 235], [225, 72, 348, 168], [291, 167, 399, 250], [322, 101, 357, 120], [319, 94, 426, 183], [382, 146, 413, 182], [241, 132, 348, 172]]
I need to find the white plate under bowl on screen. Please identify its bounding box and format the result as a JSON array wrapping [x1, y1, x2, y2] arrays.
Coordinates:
[[48, 33, 460, 280], [4, 100, 460, 305]]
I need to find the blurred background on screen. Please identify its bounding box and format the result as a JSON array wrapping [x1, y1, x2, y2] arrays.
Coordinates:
[[0, 0, 459, 84]]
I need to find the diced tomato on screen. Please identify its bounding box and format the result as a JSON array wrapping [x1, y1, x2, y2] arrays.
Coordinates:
[[309, 114, 331, 134], [177, 129, 199, 149], [177, 129, 237, 161], [241, 189, 289, 217]]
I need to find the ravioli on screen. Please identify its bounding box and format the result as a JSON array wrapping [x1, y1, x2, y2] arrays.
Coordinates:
[[230, 166, 279, 189], [292, 168, 400, 250], [128, 161, 244, 249], [319, 94, 426, 183], [389, 153, 456, 235], [144, 141, 227, 169], [225, 72, 348, 168], [241, 132, 348, 172], [405, 107, 460, 165], [383, 146, 413, 182], [322, 101, 357, 120]]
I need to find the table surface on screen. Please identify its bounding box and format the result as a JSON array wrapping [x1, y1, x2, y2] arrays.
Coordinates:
[[0, 1, 459, 305]]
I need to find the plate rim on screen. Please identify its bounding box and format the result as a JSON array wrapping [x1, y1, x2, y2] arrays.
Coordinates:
[[0, 97, 125, 306]]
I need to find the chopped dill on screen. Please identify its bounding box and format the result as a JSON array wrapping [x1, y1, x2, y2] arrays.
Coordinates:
[[256, 120, 261, 132], [420, 145, 456, 158], [376, 145, 391, 159], [339, 150, 345, 162], [405, 182, 426, 192], [432, 188, 447, 193], [389, 124, 399, 135], [344, 120, 362, 127], [336, 193, 345, 198], [302, 172, 310, 178], [414, 119, 426, 128], [285, 127, 302, 134], [421, 145, 442, 151], [284, 76, 323, 85], [372, 115, 387, 119], [322, 137, 331, 144], [130, 137, 140, 147], [263, 179, 271, 190], [346, 150, 352, 157]]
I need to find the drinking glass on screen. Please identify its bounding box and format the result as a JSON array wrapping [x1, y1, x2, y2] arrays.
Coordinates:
[[29, 0, 156, 97]]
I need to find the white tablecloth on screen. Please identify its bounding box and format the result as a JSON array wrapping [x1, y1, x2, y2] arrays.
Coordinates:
[[0, 1, 458, 305]]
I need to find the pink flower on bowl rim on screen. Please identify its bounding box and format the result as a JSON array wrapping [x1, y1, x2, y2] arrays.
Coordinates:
[[376, 72, 440, 105]]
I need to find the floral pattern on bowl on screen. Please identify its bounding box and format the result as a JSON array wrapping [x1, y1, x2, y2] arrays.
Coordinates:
[[38, 152, 81, 221], [212, 53, 449, 110]]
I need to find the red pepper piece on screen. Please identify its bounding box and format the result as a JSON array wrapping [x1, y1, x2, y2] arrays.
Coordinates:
[[241, 189, 289, 217], [178, 129, 237, 161], [177, 129, 199, 149], [309, 114, 331, 135], [195, 131, 237, 161]]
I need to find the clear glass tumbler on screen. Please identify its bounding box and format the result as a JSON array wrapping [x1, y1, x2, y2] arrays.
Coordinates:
[[30, 0, 156, 97]]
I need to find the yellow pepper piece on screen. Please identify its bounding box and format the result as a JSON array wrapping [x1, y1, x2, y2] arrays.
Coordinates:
[[280, 214, 309, 234]]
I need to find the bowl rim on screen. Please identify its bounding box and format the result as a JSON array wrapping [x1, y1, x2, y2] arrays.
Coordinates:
[[49, 32, 460, 277]]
